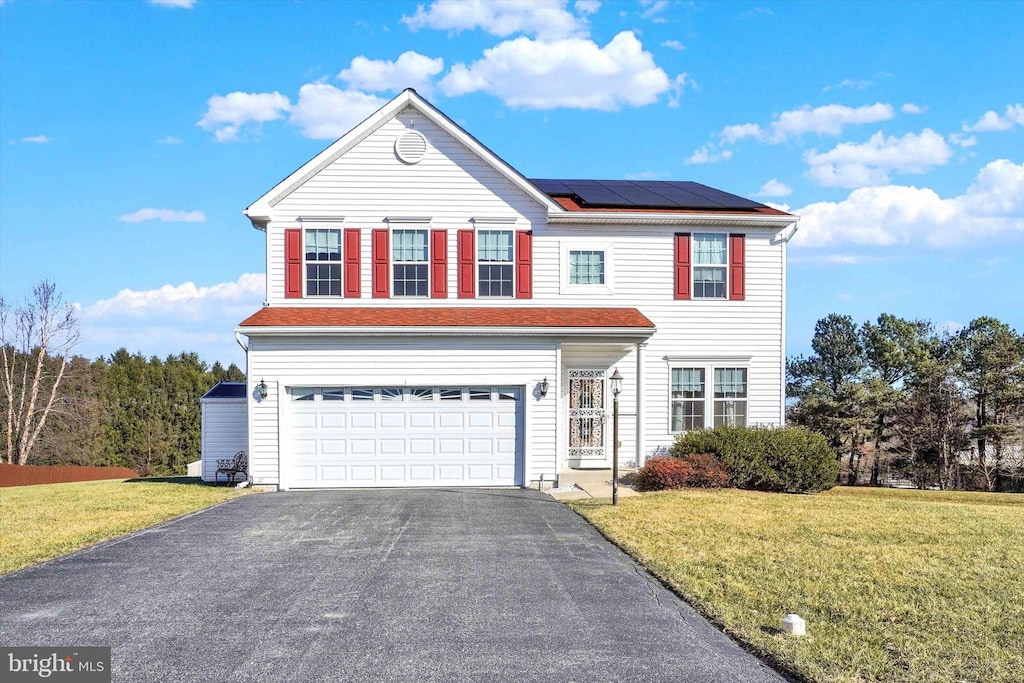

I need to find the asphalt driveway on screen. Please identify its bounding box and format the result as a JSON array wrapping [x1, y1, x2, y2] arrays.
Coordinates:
[[1, 489, 784, 682]]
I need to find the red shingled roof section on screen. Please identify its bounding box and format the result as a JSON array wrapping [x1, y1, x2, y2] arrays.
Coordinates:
[[239, 307, 655, 329], [552, 195, 792, 216]]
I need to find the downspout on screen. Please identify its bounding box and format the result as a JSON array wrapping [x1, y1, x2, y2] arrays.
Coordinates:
[[234, 331, 249, 353], [634, 344, 643, 466], [234, 330, 253, 485], [777, 219, 798, 425]]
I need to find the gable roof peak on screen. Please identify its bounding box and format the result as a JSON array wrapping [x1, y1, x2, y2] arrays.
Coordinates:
[[244, 90, 560, 226]]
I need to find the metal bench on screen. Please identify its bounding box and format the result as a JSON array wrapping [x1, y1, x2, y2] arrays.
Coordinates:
[[215, 450, 248, 485]]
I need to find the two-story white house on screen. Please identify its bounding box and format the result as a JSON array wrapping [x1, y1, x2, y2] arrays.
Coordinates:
[[225, 89, 797, 490]]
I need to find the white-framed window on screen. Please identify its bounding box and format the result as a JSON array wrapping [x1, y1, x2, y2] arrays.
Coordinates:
[[477, 229, 514, 297], [668, 362, 748, 432], [670, 368, 705, 432], [392, 229, 429, 297], [560, 241, 613, 294], [713, 368, 747, 427], [304, 228, 342, 296], [569, 250, 605, 285], [693, 233, 727, 299]]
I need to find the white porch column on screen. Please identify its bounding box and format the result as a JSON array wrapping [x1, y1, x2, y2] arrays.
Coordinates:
[[635, 342, 645, 467]]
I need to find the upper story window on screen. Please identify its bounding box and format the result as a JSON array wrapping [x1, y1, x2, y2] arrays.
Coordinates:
[[478, 229, 514, 297], [392, 229, 429, 297], [693, 233, 727, 299], [305, 229, 342, 296], [569, 250, 605, 285]]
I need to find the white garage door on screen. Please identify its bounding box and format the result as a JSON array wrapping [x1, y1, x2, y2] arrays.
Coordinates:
[[287, 386, 522, 488]]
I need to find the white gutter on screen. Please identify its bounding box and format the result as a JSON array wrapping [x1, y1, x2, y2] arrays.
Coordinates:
[[547, 212, 797, 227], [234, 331, 249, 352]]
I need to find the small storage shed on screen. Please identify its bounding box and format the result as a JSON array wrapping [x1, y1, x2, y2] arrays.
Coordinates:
[[200, 382, 248, 483]]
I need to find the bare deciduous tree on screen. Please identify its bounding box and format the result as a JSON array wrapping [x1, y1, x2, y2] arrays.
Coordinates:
[[0, 280, 80, 465]]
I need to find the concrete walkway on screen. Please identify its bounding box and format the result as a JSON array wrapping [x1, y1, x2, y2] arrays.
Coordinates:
[[549, 468, 640, 501]]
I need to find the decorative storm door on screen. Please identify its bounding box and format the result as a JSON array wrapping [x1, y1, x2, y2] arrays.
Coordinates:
[[568, 369, 606, 461]]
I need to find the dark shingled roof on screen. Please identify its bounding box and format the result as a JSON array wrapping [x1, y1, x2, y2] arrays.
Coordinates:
[[202, 382, 247, 399], [531, 178, 788, 214]]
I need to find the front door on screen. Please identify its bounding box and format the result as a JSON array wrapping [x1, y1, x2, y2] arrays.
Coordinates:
[[568, 369, 606, 463]]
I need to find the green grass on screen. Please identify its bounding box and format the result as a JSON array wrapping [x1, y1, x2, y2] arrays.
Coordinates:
[[569, 486, 1024, 683], [0, 478, 253, 575]]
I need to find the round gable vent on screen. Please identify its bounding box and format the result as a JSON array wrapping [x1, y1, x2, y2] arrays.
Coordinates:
[[395, 131, 428, 164]]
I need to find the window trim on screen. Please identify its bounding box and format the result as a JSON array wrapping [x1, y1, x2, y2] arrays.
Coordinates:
[[302, 225, 344, 298], [476, 228, 515, 298], [691, 232, 729, 301], [667, 358, 750, 433], [391, 228, 430, 298], [560, 241, 614, 294]]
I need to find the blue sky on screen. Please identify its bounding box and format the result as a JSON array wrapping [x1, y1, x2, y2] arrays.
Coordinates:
[[1, 0, 1021, 368]]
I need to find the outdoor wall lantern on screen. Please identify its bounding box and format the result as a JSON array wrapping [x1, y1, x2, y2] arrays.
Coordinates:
[[539, 377, 550, 398], [258, 379, 268, 400], [610, 368, 623, 506]]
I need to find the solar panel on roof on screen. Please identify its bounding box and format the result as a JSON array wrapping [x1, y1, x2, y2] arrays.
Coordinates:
[[527, 178, 769, 211]]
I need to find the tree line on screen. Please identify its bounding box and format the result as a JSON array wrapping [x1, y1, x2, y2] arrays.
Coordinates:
[[2, 281, 243, 476], [788, 313, 1024, 491]]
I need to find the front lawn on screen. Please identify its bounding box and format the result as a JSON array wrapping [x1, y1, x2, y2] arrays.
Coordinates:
[[0, 478, 252, 575], [569, 487, 1024, 683]]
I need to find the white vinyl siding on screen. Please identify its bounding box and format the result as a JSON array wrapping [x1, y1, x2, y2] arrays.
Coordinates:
[[247, 336, 557, 487], [200, 398, 248, 482]]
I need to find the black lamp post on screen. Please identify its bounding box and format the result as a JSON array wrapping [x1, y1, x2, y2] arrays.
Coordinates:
[[610, 368, 623, 506]]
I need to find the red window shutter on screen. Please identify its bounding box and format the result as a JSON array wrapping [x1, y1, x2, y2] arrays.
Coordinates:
[[674, 233, 691, 300], [371, 229, 389, 298], [457, 229, 475, 299], [515, 230, 533, 299], [344, 228, 361, 298], [729, 233, 746, 301], [430, 229, 448, 298], [285, 228, 302, 298]]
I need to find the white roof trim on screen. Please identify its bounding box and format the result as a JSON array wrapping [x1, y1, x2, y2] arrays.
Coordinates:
[[548, 212, 797, 228], [243, 89, 563, 222]]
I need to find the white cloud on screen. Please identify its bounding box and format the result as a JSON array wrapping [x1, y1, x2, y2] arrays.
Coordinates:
[[197, 91, 291, 142], [288, 84, 387, 140], [20, 135, 53, 143], [661, 39, 685, 50], [718, 103, 894, 145], [963, 103, 1024, 132], [771, 103, 894, 141], [720, 123, 762, 144], [575, 0, 601, 15], [686, 145, 733, 165], [755, 178, 793, 197], [788, 253, 861, 265], [804, 128, 952, 188], [792, 159, 1024, 247], [85, 274, 265, 320], [338, 52, 444, 94], [739, 6, 774, 19], [149, 0, 196, 7], [402, 0, 590, 41], [625, 170, 666, 180], [78, 274, 265, 365], [901, 103, 926, 115], [823, 78, 872, 92], [157, 135, 182, 144], [640, 0, 669, 21], [950, 133, 977, 148], [440, 31, 674, 110], [118, 208, 206, 223]]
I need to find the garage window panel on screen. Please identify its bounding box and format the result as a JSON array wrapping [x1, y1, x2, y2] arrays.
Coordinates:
[[440, 388, 462, 401], [322, 388, 345, 401], [411, 388, 434, 401], [469, 388, 491, 401], [352, 388, 374, 401], [381, 388, 404, 401], [291, 388, 315, 401]]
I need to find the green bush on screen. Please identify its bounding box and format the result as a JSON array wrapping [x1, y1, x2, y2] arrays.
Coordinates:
[[670, 425, 838, 493]]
